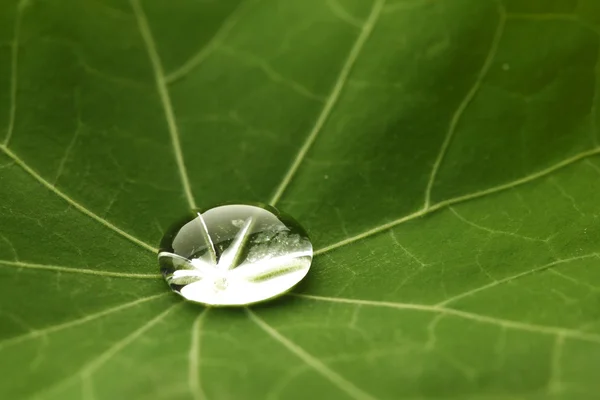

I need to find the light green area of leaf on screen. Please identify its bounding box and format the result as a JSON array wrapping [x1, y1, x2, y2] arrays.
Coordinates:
[[1, 0, 600, 398]]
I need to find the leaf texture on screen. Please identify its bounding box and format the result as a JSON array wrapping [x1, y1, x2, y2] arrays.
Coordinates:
[[1, 0, 600, 399]]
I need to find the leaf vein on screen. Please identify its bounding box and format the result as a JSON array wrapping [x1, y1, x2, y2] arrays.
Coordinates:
[[53, 111, 83, 185], [548, 334, 565, 394], [449, 206, 548, 242], [314, 147, 600, 256], [424, 1, 506, 208], [218, 46, 326, 102], [164, 0, 256, 84], [435, 253, 600, 306], [38, 303, 180, 399], [268, 0, 387, 206], [189, 309, 209, 400], [130, 0, 197, 210], [0, 293, 167, 351], [293, 294, 600, 344], [0, 144, 158, 253], [0, 259, 162, 279], [3, 0, 28, 146], [326, 0, 363, 28], [548, 177, 586, 217], [246, 308, 378, 400]]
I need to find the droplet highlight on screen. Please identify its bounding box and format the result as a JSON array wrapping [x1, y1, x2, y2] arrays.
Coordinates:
[[158, 204, 313, 306]]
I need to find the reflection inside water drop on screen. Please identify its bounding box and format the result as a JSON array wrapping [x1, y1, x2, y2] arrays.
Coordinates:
[[158, 204, 313, 306]]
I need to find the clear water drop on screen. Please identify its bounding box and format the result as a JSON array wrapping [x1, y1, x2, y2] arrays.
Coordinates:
[[158, 204, 313, 306]]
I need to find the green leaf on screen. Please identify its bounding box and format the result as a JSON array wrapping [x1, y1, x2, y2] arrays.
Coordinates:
[[1, 0, 600, 398]]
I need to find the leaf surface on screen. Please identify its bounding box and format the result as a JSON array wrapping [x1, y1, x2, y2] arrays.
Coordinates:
[[1, 0, 600, 399]]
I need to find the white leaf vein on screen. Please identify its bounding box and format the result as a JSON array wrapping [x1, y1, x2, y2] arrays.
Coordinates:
[[268, 0, 387, 206], [424, 1, 506, 208], [293, 294, 600, 344], [35, 303, 180, 399], [189, 309, 209, 400], [435, 253, 600, 306], [0, 259, 162, 279], [315, 147, 600, 256], [3, 0, 29, 147], [0, 293, 167, 351], [130, 0, 197, 210], [0, 144, 158, 253], [164, 0, 256, 84], [247, 308, 377, 400]]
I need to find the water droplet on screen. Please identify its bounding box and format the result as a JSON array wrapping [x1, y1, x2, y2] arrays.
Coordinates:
[[158, 204, 313, 306]]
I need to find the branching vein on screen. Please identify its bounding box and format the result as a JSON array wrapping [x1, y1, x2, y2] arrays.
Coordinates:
[[424, 2, 506, 208], [130, 0, 197, 210], [246, 309, 377, 400], [54, 117, 83, 184], [435, 253, 600, 306], [218, 46, 325, 102], [449, 206, 547, 242], [268, 0, 386, 206], [326, 0, 362, 28], [0, 144, 158, 253], [0, 293, 167, 350], [0, 259, 162, 279], [165, 0, 255, 84], [37, 303, 180, 399], [315, 147, 600, 256], [293, 294, 600, 344]]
